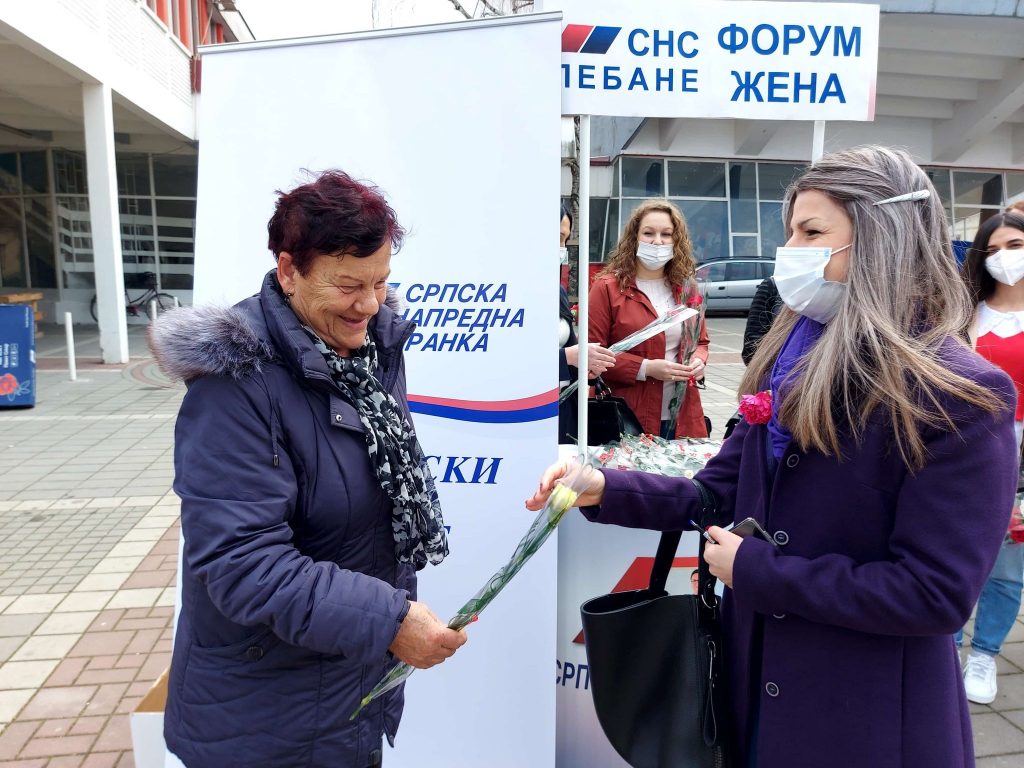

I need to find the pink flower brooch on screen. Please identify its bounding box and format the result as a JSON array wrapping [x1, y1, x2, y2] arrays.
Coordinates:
[[738, 390, 772, 425]]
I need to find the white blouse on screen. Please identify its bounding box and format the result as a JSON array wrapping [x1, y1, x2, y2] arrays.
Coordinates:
[[635, 278, 683, 421]]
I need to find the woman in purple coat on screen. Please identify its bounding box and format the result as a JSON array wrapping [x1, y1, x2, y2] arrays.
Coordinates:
[[151, 171, 466, 767], [528, 146, 1018, 767]]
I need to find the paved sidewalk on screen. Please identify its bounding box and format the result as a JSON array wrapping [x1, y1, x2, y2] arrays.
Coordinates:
[[0, 324, 182, 767], [0, 318, 1020, 766]]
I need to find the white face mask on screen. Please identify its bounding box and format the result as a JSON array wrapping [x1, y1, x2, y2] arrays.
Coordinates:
[[636, 241, 674, 270], [985, 249, 1024, 286], [558, 246, 569, 266], [773, 244, 852, 324]]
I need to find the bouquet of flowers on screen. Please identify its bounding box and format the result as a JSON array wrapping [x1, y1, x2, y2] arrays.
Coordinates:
[[350, 459, 598, 720], [665, 279, 708, 435], [559, 303, 699, 404], [591, 433, 721, 478]]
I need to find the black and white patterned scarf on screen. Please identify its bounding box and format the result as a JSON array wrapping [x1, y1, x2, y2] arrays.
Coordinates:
[[301, 326, 448, 570]]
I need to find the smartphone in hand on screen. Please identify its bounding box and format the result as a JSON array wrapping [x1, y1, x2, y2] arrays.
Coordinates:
[[728, 517, 779, 548]]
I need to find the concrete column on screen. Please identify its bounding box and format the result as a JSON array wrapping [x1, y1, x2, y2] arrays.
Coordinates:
[[82, 82, 129, 364]]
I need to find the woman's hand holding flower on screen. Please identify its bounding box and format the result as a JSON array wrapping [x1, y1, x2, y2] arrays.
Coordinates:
[[679, 357, 705, 380], [389, 601, 467, 669], [703, 526, 742, 589], [646, 359, 694, 382], [525, 462, 605, 511], [565, 343, 616, 378]]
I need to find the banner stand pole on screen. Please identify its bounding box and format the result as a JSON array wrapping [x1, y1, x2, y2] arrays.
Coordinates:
[[576, 113, 591, 451], [812, 120, 826, 163]]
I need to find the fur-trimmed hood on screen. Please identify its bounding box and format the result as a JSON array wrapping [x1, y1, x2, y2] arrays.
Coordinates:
[[148, 304, 275, 383], [148, 273, 404, 383]]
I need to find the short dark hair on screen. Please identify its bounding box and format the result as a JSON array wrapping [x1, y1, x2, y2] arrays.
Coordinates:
[[962, 211, 1024, 305], [267, 170, 405, 275]]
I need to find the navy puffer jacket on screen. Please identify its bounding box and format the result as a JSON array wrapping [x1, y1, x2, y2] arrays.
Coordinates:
[[150, 271, 417, 768]]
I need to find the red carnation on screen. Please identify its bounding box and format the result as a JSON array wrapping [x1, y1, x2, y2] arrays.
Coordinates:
[[738, 390, 772, 425]]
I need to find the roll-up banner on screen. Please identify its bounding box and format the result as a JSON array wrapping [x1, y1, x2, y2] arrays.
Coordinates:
[[557, 0, 879, 121], [193, 13, 562, 767]]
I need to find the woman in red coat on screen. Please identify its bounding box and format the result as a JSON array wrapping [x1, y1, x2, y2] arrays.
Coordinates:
[[589, 199, 710, 438]]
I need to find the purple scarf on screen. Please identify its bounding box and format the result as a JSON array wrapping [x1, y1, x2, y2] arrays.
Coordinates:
[[768, 316, 826, 459]]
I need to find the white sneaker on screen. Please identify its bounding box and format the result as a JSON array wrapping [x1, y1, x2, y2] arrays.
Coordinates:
[[963, 651, 998, 704]]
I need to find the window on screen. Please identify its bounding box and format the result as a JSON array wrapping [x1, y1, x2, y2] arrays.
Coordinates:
[[1007, 172, 1024, 208], [732, 236, 758, 258], [117, 153, 152, 196], [156, 198, 196, 289], [729, 162, 757, 233], [612, 159, 796, 263], [0, 152, 56, 288], [760, 262, 776, 279], [0, 201, 24, 287], [675, 199, 727, 264], [757, 163, 802, 201], [725, 261, 760, 281], [58, 196, 93, 289], [621, 157, 663, 198], [954, 171, 1002, 207], [667, 161, 725, 198], [759, 202, 785, 259], [153, 154, 198, 197], [696, 263, 726, 282]]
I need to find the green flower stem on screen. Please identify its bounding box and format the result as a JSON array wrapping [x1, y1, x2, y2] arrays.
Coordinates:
[[349, 475, 585, 720]]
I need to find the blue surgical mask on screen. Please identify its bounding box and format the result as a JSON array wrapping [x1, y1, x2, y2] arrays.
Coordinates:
[[773, 244, 852, 323], [559, 246, 569, 266]]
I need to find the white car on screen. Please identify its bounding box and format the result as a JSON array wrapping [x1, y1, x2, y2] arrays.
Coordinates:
[[695, 259, 775, 313]]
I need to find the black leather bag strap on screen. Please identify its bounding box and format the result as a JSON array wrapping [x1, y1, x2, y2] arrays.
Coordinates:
[[649, 530, 682, 593], [647, 478, 719, 595], [691, 478, 719, 612]]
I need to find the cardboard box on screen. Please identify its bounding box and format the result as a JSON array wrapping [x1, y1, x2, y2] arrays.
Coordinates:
[[130, 668, 186, 768]]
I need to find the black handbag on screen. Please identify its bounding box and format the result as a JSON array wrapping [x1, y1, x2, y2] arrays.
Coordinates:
[[588, 378, 643, 446], [580, 479, 732, 768]]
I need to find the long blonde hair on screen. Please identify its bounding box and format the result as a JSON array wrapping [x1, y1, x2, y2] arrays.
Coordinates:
[[740, 146, 1004, 470], [598, 199, 696, 292]]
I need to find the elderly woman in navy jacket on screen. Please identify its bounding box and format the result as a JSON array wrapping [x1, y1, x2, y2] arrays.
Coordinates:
[[150, 171, 466, 768], [529, 147, 1017, 767]]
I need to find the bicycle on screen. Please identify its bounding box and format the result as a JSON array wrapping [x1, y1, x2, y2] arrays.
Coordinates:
[[89, 271, 178, 322]]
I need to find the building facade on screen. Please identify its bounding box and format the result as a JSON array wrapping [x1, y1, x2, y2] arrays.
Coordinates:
[[0, 0, 250, 361], [572, 1, 1024, 266]]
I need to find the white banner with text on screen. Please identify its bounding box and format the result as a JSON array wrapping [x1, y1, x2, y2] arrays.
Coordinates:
[[557, 0, 879, 120], [194, 14, 562, 767]]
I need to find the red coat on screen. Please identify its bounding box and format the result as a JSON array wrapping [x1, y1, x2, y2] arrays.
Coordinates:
[[588, 274, 710, 438]]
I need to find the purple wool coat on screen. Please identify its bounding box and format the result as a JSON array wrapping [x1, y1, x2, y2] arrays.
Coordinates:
[[150, 271, 416, 768], [584, 340, 1017, 768]]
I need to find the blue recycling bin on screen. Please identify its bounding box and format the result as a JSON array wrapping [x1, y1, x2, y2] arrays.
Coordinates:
[[0, 304, 36, 408]]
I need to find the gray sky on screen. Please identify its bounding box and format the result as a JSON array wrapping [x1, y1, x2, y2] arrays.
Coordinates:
[[240, 0, 468, 41]]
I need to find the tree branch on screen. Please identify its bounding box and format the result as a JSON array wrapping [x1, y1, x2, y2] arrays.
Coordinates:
[[479, 0, 503, 16], [446, 0, 473, 19]]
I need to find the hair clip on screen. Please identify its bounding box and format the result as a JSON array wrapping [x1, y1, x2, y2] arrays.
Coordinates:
[[873, 190, 930, 206]]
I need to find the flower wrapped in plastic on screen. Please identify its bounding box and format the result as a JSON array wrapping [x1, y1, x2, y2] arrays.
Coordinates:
[[350, 459, 599, 720], [559, 304, 699, 404], [665, 279, 708, 435], [590, 433, 720, 478]]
